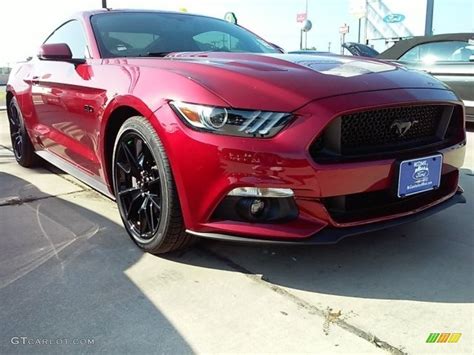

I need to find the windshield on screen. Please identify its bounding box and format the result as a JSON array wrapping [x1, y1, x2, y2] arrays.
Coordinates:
[[91, 12, 278, 58]]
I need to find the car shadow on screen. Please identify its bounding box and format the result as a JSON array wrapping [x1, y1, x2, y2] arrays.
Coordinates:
[[0, 162, 472, 355], [167, 168, 474, 304], [0, 172, 193, 354]]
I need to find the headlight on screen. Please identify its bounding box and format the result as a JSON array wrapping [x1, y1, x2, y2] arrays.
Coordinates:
[[170, 101, 293, 137]]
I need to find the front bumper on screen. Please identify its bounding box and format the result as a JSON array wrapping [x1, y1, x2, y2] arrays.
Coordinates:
[[187, 190, 466, 244], [151, 88, 467, 242]]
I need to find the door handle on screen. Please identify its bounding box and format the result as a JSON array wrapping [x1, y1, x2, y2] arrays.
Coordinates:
[[32, 76, 39, 85]]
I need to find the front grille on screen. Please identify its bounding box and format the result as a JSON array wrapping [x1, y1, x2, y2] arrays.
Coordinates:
[[311, 104, 463, 162], [341, 106, 442, 150]]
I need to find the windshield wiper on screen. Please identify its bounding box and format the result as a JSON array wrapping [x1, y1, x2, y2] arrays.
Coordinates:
[[139, 52, 173, 57]]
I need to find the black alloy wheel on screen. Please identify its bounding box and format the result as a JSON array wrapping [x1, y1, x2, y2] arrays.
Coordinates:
[[112, 116, 193, 254], [114, 131, 162, 242], [9, 101, 24, 160], [7, 97, 37, 167]]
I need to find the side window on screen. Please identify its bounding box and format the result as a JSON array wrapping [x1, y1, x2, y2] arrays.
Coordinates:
[[400, 41, 473, 63], [44, 20, 87, 59]]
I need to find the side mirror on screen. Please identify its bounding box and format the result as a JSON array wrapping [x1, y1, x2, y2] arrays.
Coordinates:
[[38, 43, 85, 64], [38, 43, 72, 60]]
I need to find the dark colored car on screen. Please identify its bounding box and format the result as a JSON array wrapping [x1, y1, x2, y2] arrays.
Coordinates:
[[6, 10, 466, 254], [343, 33, 474, 122], [341, 42, 380, 58]]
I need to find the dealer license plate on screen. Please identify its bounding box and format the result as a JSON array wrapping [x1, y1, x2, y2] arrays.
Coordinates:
[[397, 154, 442, 198]]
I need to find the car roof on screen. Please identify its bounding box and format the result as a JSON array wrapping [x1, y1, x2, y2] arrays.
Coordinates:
[[377, 32, 474, 59], [79, 8, 218, 20]]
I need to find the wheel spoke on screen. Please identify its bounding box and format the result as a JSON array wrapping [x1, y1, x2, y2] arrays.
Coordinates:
[[138, 197, 149, 235], [120, 141, 141, 177], [148, 176, 160, 187], [148, 193, 161, 211], [8, 108, 19, 128], [118, 186, 141, 197], [143, 202, 156, 234], [116, 161, 131, 174], [147, 199, 156, 232], [138, 210, 146, 234], [137, 153, 145, 170], [11, 131, 21, 144], [14, 135, 22, 155], [9, 117, 19, 129], [126, 193, 143, 219], [135, 138, 146, 170]]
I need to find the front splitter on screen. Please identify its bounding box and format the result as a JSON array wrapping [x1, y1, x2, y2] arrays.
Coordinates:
[[187, 191, 466, 245]]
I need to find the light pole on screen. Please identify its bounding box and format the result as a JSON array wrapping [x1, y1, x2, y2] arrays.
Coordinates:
[[297, 0, 312, 50], [339, 24, 349, 54], [425, 0, 434, 36], [358, 17, 361, 43], [349, 0, 366, 43], [300, 20, 312, 50], [102, 0, 107, 8], [304, 0, 308, 49]]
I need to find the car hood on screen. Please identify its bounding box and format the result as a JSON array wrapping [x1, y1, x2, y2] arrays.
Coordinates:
[[123, 52, 450, 112]]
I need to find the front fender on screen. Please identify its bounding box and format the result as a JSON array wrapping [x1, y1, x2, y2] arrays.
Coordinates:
[[96, 62, 231, 191]]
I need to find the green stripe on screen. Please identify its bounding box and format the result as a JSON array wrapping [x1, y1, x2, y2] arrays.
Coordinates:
[[426, 333, 440, 343]]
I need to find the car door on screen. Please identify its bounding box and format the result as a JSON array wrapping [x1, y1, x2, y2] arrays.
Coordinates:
[[31, 20, 105, 176], [398, 40, 474, 121]]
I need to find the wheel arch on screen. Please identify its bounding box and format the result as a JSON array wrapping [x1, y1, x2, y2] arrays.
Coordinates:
[[100, 95, 159, 192]]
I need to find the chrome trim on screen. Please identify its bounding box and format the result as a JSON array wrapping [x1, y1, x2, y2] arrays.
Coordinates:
[[462, 100, 474, 108], [227, 187, 294, 198]]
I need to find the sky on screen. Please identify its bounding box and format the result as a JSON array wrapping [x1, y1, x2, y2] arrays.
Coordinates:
[[0, 0, 473, 65]]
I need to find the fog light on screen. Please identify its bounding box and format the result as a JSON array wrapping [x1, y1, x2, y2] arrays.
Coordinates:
[[250, 198, 265, 216], [213, 195, 299, 223]]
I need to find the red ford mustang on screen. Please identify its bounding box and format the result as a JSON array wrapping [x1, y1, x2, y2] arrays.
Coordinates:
[[6, 9, 467, 254]]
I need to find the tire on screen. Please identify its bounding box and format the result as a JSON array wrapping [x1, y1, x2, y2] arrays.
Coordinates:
[[7, 97, 38, 167], [112, 116, 195, 254]]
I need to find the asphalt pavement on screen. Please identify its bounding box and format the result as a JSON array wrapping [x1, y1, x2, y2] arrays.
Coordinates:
[[0, 110, 472, 354]]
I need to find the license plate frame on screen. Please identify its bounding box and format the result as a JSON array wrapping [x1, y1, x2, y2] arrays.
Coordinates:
[[397, 154, 443, 198]]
